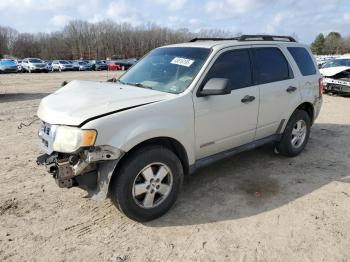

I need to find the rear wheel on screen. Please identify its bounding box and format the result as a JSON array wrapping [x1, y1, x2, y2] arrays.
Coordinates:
[[110, 145, 183, 221], [276, 110, 311, 157]]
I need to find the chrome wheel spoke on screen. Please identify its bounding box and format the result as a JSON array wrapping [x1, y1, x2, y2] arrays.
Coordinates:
[[296, 121, 302, 131], [292, 128, 298, 136], [142, 167, 154, 182], [158, 183, 170, 195], [143, 191, 155, 208], [155, 166, 168, 182], [134, 183, 148, 196], [291, 136, 299, 146]]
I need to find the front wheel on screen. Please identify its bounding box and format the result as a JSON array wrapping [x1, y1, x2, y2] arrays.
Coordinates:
[[110, 145, 184, 222], [276, 110, 311, 157]]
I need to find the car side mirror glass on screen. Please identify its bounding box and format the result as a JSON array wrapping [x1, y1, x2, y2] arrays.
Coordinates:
[[198, 78, 231, 97]]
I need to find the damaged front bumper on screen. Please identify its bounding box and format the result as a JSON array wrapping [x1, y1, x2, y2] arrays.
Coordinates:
[[37, 145, 124, 201], [323, 77, 350, 94]]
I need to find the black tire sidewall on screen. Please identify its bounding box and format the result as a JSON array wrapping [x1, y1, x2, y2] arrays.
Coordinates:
[[111, 146, 183, 222], [278, 110, 311, 156]]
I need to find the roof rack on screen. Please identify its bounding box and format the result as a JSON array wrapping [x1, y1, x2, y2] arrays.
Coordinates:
[[189, 37, 240, 42], [189, 35, 297, 43]]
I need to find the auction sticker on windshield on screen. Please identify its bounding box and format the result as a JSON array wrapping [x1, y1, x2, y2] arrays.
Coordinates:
[[171, 57, 195, 67]]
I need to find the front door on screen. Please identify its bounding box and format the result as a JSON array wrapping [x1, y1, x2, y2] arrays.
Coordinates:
[[193, 48, 259, 159]]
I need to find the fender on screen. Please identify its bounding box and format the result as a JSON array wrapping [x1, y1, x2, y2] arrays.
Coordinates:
[[82, 93, 196, 165]]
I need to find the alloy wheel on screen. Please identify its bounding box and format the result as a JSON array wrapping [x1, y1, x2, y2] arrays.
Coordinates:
[[291, 119, 307, 148], [132, 163, 173, 209]]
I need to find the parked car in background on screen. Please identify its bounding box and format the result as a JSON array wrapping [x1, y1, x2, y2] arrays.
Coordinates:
[[90, 60, 107, 71], [0, 59, 18, 73], [320, 66, 350, 95], [22, 58, 49, 73], [114, 58, 137, 70], [321, 57, 350, 68], [52, 60, 74, 72], [73, 61, 92, 71], [107, 60, 121, 71], [16, 60, 22, 72], [65, 61, 79, 71], [44, 61, 53, 72]]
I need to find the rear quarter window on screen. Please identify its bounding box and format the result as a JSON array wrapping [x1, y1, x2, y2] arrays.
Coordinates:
[[287, 47, 316, 76]]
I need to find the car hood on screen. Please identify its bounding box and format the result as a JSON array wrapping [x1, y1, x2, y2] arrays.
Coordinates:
[[320, 66, 350, 77], [37, 80, 174, 126]]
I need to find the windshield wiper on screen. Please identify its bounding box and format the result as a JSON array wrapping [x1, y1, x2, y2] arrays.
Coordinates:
[[127, 82, 153, 90], [115, 79, 127, 84]]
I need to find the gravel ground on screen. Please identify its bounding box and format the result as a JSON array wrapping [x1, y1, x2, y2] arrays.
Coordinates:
[[0, 71, 349, 262]]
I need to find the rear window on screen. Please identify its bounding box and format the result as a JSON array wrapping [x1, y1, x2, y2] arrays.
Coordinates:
[[253, 47, 292, 84], [288, 47, 316, 76]]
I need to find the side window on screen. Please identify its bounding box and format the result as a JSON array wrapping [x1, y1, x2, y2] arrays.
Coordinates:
[[253, 47, 292, 84], [203, 49, 252, 90], [287, 47, 316, 76]]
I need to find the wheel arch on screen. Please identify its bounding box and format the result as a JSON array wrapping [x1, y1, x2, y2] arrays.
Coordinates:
[[280, 101, 315, 135], [296, 102, 314, 123], [108, 137, 190, 195]]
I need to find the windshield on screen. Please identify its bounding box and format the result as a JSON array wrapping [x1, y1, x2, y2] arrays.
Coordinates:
[[119, 47, 211, 94], [29, 58, 42, 63], [322, 59, 350, 68], [59, 60, 68, 64]]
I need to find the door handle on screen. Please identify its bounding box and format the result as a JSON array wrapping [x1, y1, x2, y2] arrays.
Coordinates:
[[286, 86, 297, 93], [241, 95, 255, 103]]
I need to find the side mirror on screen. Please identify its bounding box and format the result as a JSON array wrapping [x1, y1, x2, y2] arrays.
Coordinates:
[[198, 78, 231, 97]]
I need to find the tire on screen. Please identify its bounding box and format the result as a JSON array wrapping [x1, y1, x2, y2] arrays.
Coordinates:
[[276, 110, 311, 157], [110, 145, 184, 222]]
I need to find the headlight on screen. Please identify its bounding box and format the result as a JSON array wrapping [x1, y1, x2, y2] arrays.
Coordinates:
[[52, 126, 97, 153]]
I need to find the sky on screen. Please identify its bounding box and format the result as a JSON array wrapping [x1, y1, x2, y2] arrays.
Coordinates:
[[1, 0, 350, 43]]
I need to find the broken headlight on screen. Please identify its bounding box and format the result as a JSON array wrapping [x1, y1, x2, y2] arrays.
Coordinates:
[[53, 126, 97, 153]]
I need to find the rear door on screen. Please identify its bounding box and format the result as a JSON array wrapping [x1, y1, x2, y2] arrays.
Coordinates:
[[286, 46, 321, 103], [193, 48, 259, 159], [252, 45, 301, 140]]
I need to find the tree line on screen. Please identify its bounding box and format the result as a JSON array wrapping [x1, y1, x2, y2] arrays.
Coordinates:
[[0, 20, 234, 60], [311, 32, 350, 55], [2, 20, 348, 59]]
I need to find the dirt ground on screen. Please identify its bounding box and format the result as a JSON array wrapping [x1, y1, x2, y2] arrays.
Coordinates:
[[0, 71, 350, 262]]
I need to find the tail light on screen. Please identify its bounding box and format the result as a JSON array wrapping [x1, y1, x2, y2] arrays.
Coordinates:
[[318, 78, 324, 97]]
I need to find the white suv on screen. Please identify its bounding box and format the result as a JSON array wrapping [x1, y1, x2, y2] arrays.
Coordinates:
[[37, 35, 323, 221]]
